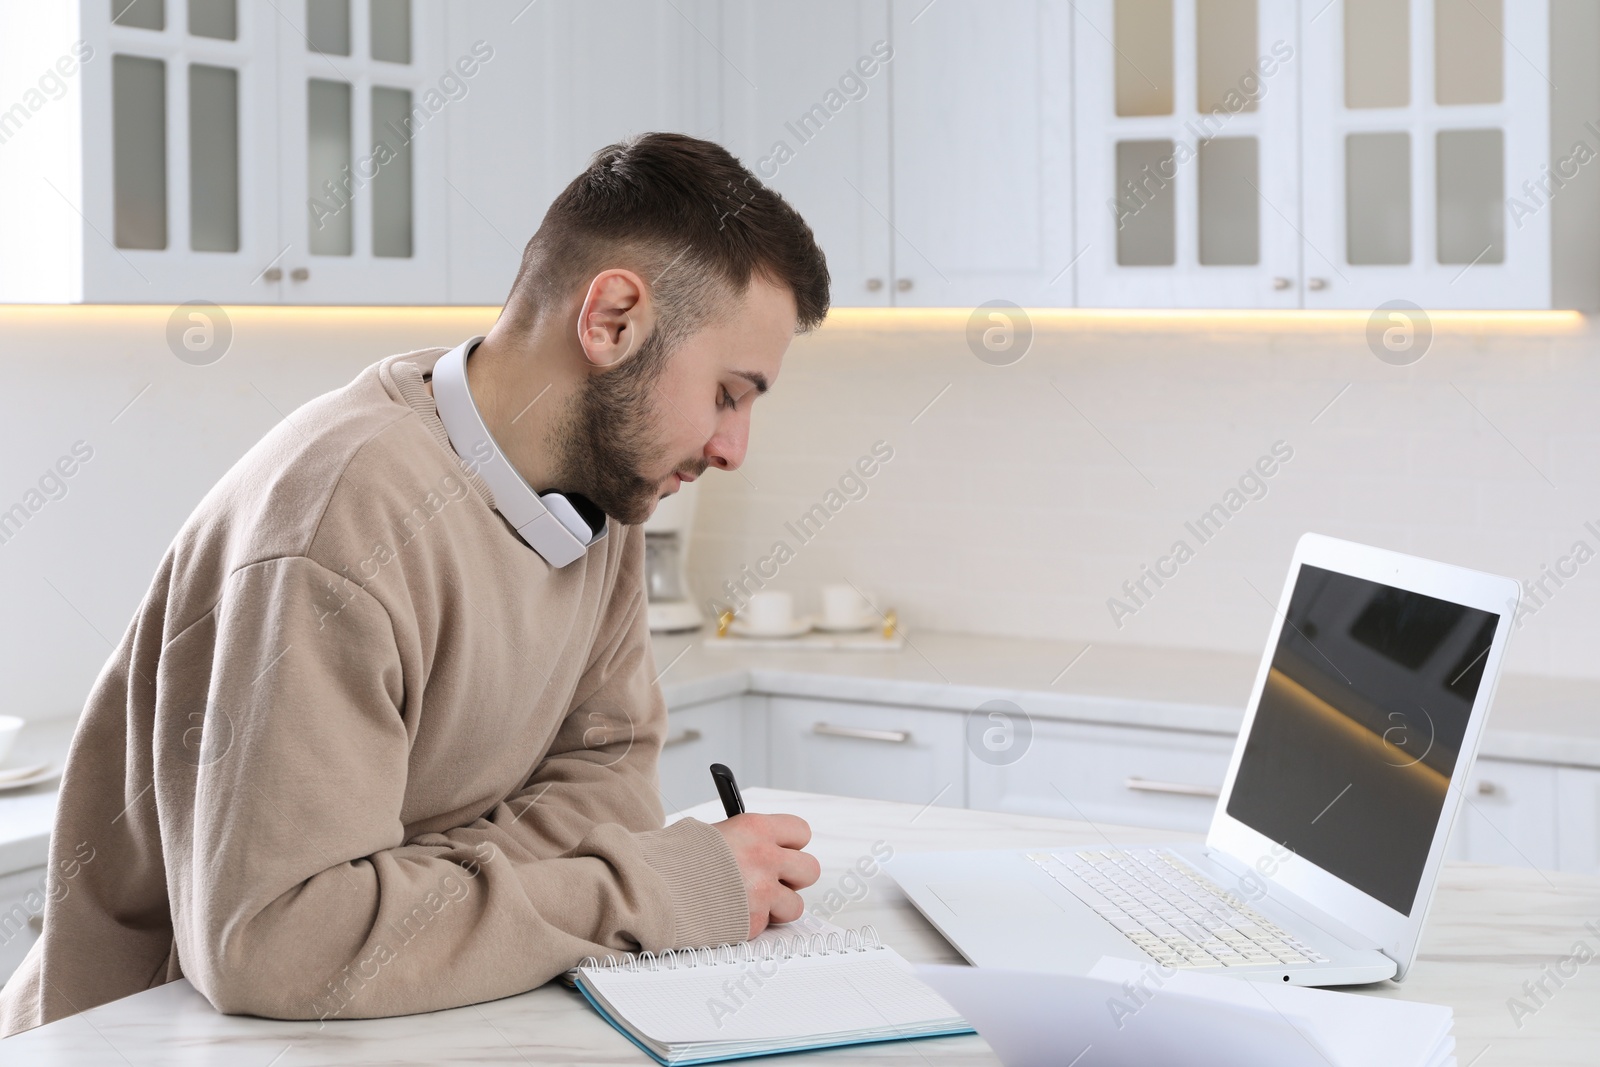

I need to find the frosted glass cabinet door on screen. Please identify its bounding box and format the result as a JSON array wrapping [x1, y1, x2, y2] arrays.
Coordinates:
[[77, 0, 281, 302], [1299, 0, 1550, 308], [1073, 0, 1302, 307], [275, 0, 448, 304]]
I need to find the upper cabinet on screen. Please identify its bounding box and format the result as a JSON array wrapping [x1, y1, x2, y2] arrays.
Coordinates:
[[0, 0, 446, 304], [1073, 0, 1303, 308], [1074, 0, 1549, 308], [1299, 0, 1549, 309], [0, 0, 1561, 308]]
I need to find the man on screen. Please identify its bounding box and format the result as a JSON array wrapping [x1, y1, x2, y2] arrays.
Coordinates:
[[0, 132, 829, 1035]]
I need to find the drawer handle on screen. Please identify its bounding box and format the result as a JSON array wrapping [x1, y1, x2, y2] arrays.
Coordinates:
[[1125, 777, 1220, 798], [662, 728, 702, 748], [813, 722, 911, 744]]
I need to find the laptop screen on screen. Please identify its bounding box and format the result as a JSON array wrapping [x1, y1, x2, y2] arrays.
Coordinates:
[[1224, 564, 1499, 916]]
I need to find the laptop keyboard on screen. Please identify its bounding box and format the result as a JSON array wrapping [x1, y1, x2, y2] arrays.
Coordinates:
[[1028, 847, 1332, 969]]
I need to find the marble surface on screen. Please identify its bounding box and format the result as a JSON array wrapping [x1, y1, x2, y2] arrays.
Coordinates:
[[5, 788, 1599, 1065], [657, 631, 1600, 765]]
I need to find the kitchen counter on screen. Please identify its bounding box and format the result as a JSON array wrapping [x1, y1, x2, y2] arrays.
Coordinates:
[[6, 788, 1598, 1064], [2, 632, 1597, 882], [654, 630, 1600, 767]]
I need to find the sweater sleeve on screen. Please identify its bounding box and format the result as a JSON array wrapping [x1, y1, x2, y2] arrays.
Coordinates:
[[407, 532, 750, 950], [162, 555, 742, 1023]]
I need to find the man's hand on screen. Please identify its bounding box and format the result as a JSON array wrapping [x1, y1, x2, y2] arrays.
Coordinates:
[[713, 813, 822, 940]]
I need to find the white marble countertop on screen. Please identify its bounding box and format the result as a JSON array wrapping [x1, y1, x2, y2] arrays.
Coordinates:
[[654, 630, 1600, 767], [6, 788, 1598, 1065]]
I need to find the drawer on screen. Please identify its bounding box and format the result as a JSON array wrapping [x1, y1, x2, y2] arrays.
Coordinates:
[[658, 697, 756, 816], [1444, 758, 1558, 870], [1556, 767, 1600, 874], [968, 717, 1234, 833], [767, 697, 965, 808], [0, 865, 46, 987]]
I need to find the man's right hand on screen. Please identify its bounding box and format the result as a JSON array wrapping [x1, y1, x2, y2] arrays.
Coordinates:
[[712, 812, 822, 940]]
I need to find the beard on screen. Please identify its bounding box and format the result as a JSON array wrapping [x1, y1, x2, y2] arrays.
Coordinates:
[[549, 327, 688, 526]]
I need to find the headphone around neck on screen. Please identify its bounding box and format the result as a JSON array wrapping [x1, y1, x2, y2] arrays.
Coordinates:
[[431, 336, 606, 568]]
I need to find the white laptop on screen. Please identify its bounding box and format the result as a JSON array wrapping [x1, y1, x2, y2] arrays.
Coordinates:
[[890, 533, 1519, 986]]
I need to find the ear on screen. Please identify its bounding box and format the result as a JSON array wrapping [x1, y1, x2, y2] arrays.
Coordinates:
[[577, 269, 656, 369]]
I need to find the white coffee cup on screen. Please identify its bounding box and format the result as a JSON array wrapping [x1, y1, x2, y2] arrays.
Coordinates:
[[0, 716, 23, 767], [821, 583, 874, 629], [743, 590, 796, 634]]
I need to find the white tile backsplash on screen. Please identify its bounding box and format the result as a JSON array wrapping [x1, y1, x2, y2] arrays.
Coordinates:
[[3, 308, 1597, 728], [685, 318, 1600, 683]]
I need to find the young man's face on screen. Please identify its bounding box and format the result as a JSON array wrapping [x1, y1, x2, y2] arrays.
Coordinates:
[[560, 276, 798, 525]]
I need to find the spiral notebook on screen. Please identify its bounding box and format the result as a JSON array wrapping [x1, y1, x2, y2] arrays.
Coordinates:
[[572, 917, 972, 1066]]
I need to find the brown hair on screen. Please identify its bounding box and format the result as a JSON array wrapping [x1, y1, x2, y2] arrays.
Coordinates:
[[503, 132, 830, 345]]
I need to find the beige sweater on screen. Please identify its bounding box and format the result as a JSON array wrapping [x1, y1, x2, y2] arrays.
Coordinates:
[[0, 348, 749, 1036]]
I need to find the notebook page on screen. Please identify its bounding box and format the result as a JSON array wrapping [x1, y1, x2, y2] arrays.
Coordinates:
[[582, 951, 962, 1046]]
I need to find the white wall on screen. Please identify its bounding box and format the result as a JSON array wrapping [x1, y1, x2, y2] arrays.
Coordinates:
[[3, 306, 1598, 728], [685, 313, 1600, 682], [0, 307, 495, 718]]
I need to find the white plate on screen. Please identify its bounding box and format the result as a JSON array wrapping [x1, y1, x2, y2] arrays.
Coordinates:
[[728, 616, 814, 639], [0, 764, 56, 792]]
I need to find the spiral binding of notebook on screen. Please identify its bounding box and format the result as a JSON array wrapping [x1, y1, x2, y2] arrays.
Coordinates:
[[579, 925, 884, 974], [571, 922, 971, 1066]]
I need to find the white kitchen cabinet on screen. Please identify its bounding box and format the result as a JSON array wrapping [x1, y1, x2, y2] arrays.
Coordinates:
[[968, 714, 1234, 833], [886, 0, 1075, 307], [444, 0, 723, 305], [1073, 0, 1551, 309], [0, 865, 47, 987], [766, 696, 965, 808], [1073, 0, 1301, 308], [0, 0, 448, 305], [1444, 757, 1559, 871], [718, 0, 893, 308], [656, 694, 766, 816], [272, 0, 449, 304], [1555, 766, 1600, 875], [1299, 0, 1550, 309]]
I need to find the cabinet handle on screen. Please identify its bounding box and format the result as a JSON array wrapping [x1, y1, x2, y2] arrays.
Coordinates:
[[895, 278, 913, 292], [290, 267, 311, 282], [865, 277, 884, 292], [662, 727, 702, 748], [1476, 780, 1498, 796], [1125, 776, 1220, 798], [813, 722, 911, 744], [262, 267, 283, 283], [1272, 276, 1291, 290], [1307, 277, 1328, 291]]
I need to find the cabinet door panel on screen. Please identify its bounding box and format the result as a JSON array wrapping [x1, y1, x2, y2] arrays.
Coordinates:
[[1299, 0, 1549, 308], [719, 0, 892, 308], [444, 0, 723, 305], [0, 866, 47, 988], [1073, 0, 1301, 308], [889, 0, 1073, 307], [969, 716, 1234, 833], [767, 698, 964, 807], [1556, 766, 1600, 875], [80, 2, 282, 302], [275, 0, 448, 304], [1444, 758, 1558, 870], [658, 697, 746, 816]]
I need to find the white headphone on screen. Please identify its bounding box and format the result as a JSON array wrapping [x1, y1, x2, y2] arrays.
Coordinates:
[[431, 336, 606, 568]]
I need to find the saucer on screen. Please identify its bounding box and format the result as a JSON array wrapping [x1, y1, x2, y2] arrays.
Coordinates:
[[0, 764, 56, 792], [813, 615, 879, 633], [728, 615, 814, 639]]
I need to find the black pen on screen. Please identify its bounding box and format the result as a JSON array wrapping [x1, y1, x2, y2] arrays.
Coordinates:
[[709, 763, 745, 817]]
